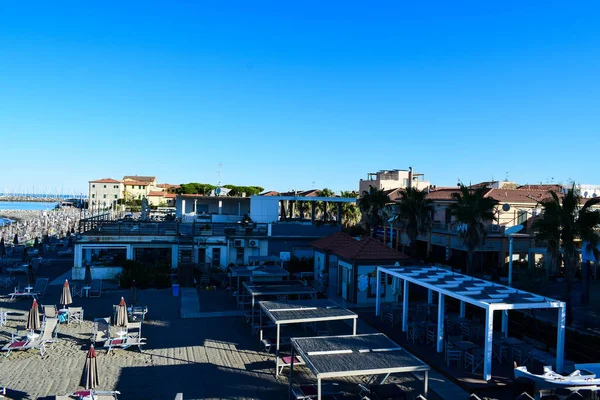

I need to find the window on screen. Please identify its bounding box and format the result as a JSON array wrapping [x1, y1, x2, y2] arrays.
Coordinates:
[[445, 209, 452, 225], [103, 194, 107, 198], [92, 184, 95, 188], [131, 185, 135, 189], [517, 210, 528, 225], [114, 185, 118, 189], [367, 271, 386, 298], [92, 194, 95, 198], [103, 185, 106, 188], [114, 195, 118, 199], [139, 185, 143, 189]]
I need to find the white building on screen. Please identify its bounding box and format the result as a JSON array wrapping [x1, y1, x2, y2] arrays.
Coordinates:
[[359, 168, 431, 194], [88, 178, 124, 209]]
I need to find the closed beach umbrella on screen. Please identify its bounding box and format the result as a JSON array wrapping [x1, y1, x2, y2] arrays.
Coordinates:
[[22, 248, 28, 262], [116, 297, 128, 328], [13, 233, 18, 245], [84, 345, 99, 389], [26, 299, 41, 335], [0, 238, 5, 257], [84, 264, 92, 285], [130, 280, 138, 306], [61, 280, 73, 309], [27, 263, 35, 287]]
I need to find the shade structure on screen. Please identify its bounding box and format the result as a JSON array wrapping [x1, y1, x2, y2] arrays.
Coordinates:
[[375, 265, 567, 381], [84, 345, 99, 389], [27, 299, 41, 331], [289, 333, 430, 400], [116, 297, 128, 327], [61, 280, 73, 308], [259, 299, 359, 376], [84, 264, 92, 285], [27, 263, 35, 287]]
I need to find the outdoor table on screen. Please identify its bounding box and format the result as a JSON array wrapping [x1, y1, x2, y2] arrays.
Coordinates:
[[58, 309, 69, 323], [370, 383, 407, 400], [24, 286, 33, 292], [453, 340, 478, 352], [83, 286, 91, 297]]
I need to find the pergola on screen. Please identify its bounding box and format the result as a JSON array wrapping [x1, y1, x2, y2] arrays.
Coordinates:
[[230, 266, 290, 305], [242, 282, 318, 329], [289, 333, 430, 400], [375, 266, 566, 381], [258, 299, 358, 375]]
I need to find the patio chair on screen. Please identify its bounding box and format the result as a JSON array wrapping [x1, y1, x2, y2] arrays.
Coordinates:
[[67, 307, 84, 324], [445, 342, 462, 367], [92, 317, 111, 344], [493, 339, 509, 364], [425, 325, 436, 346], [512, 344, 533, 366], [129, 306, 148, 322], [31, 278, 49, 298], [89, 279, 102, 297], [35, 317, 59, 356], [71, 283, 84, 298], [464, 347, 484, 372]]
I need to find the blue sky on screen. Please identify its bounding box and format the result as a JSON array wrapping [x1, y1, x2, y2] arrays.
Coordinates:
[[1, 1, 598, 195]]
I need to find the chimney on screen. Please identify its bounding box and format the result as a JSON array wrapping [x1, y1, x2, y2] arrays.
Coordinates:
[[408, 167, 413, 189]]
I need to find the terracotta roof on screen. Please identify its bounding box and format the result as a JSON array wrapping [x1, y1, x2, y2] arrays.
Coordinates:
[[383, 188, 402, 202], [425, 187, 465, 200], [123, 175, 156, 182], [260, 191, 280, 196], [165, 193, 177, 198], [310, 232, 357, 251], [148, 191, 165, 197], [89, 178, 122, 183], [485, 188, 556, 204], [123, 181, 149, 186], [279, 189, 321, 197], [156, 183, 180, 189], [517, 184, 563, 191], [334, 237, 410, 262]]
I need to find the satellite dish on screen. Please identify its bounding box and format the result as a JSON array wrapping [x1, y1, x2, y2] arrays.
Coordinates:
[[216, 188, 221, 196], [502, 203, 511, 212], [505, 225, 523, 235]]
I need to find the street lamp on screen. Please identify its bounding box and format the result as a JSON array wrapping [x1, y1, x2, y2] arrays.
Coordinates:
[[505, 224, 524, 287]]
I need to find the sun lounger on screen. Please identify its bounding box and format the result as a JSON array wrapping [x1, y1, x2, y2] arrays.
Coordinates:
[[92, 317, 111, 345], [103, 322, 146, 353], [55, 390, 121, 399], [0, 309, 6, 327], [31, 278, 49, 298], [6, 264, 28, 275], [277, 354, 305, 376], [1, 317, 58, 357], [57, 248, 73, 257], [9, 286, 38, 301], [89, 279, 102, 298]]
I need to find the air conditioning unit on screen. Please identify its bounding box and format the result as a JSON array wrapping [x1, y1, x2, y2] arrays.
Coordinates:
[[233, 239, 245, 247], [248, 239, 260, 248]]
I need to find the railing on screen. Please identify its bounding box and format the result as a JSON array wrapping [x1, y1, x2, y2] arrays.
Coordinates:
[[78, 221, 269, 238]]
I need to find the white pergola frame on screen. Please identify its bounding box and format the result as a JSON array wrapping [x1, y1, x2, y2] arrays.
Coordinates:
[[375, 266, 566, 381], [289, 333, 430, 400], [258, 299, 358, 376], [230, 266, 290, 305]]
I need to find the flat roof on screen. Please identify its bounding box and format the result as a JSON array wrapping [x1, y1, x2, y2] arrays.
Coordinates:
[[292, 333, 429, 379], [379, 266, 563, 311], [259, 299, 357, 325], [230, 266, 289, 278], [243, 282, 317, 296], [252, 195, 356, 203]]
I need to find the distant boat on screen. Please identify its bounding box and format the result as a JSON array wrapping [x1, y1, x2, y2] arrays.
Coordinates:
[[514, 365, 600, 391]]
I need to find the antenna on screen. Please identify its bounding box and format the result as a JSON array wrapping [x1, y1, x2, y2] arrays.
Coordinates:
[[505, 172, 509, 182], [217, 162, 223, 186], [312, 180, 315, 188]]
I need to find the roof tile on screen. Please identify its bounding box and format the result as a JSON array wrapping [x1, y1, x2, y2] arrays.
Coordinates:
[[310, 232, 357, 251], [334, 237, 409, 262]]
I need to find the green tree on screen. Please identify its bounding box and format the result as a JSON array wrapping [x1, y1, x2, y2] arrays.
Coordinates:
[[396, 187, 435, 257], [317, 188, 335, 222], [447, 185, 498, 275], [340, 191, 361, 227], [533, 188, 600, 320], [358, 185, 389, 237]]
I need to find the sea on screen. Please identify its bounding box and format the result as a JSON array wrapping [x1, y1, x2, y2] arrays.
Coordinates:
[[0, 201, 60, 226]]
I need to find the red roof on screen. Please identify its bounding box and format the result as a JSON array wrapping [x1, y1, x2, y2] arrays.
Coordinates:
[[148, 191, 165, 197], [425, 187, 465, 200], [334, 237, 410, 262], [156, 183, 181, 189], [485, 188, 556, 204], [165, 193, 177, 198], [261, 191, 280, 196], [124, 181, 149, 186], [89, 178, 122, 183], [310, 232, 357, 251]]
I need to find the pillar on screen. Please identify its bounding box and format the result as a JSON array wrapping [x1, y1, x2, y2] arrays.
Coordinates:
[[483, 307, 494, 381], [171, 244, 179, 268], [74, 244, 83, 268], [501, 310, 508, 338], [126, 244, 134, 260], [556, 304, 566, 373], [311, 202, 316, 223], [402, 279, 409, 332], [437, 293, 445, 353], [337, 202, 343, 225], [376, 268, 382, 316]]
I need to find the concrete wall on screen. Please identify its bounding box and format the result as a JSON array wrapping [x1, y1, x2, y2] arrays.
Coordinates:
[[313, 250, 326, 280], [250, 196, 280, 223], [72, 266, 123, 281]]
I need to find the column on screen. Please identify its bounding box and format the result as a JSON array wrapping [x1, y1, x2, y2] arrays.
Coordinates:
[[402, 279, 409, 332], [376, 268, 382, 316], [460, 301, 466, 317], [289, 200, 294, 219], [126, 244, 134, 260], [171, 244, 179, 269], [483, 307, 494, 381], [74, 244, 83, 268], [437, 293, 445, 353], [428, 289, 433, 303], [556, 304, 566, 373], [501, 310, 508, 338], [337, 202, 343, 225], [311, 202, 316, 223]]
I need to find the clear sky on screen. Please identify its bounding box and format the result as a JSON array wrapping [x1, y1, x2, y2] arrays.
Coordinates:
[[1, 1, 598, 195]]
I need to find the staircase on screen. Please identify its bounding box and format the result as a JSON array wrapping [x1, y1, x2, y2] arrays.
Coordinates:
[[178, 245, 193, 264]]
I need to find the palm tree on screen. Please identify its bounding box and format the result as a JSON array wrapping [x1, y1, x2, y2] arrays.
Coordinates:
[[358, 185, 389, 237], [447, 185, 498, 275], [340, 191, 361, 227], [533, 188, 600, 317], [396, 187, 435, 257], [317, 188, 335, 222]]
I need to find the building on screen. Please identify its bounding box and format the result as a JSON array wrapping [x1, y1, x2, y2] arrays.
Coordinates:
[[147, 191, 177, 207], [332, 237, 410, 304], [123, 175, 157, 186], [311, 231, 357, 283], [359, 168, 431, 194], [72, 193, 354, 281], [88, 179, 124, 209]]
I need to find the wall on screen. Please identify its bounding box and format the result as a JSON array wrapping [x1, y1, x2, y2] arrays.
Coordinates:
[[72, 266, 123, 280], [89, 182, 123, 207], [313, 250, 326, 280], [355, 264, 397, 305], [250, 196, 280, 223]]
